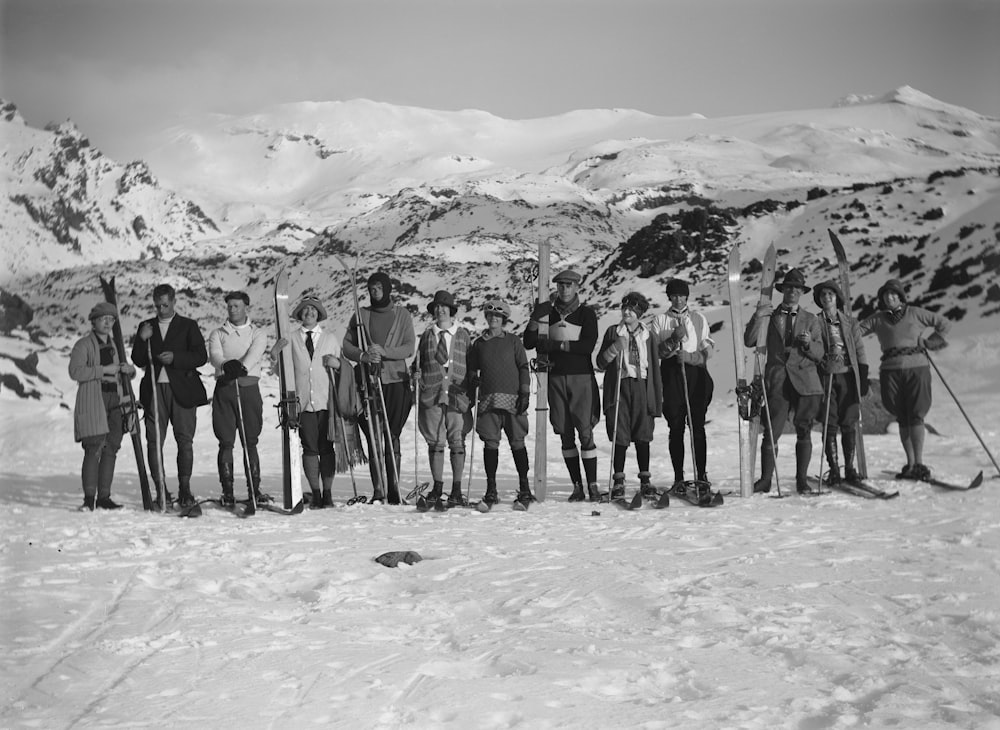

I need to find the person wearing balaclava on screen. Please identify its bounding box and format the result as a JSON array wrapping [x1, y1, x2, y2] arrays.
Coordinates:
[[342, 271, 415, 504], [860, 278, 949, 482]]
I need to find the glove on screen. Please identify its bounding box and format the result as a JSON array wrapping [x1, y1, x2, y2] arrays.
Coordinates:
[[468, 373, 480, 390], [858, 363, 870, 397], [535, 335, 554, 354], [920, 332, 947, 352], [677, 350, 694, 365], [222, 359, 247, 381], [515, 392, 530, 415], [672, 323, 687, 341], [817, 356, 833, 376], [614, 335, 628, 352], [755, 302, 773, 318], [658, 337, 680, 359]]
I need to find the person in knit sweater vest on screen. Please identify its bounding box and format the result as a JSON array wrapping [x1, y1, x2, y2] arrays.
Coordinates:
[[414, 290, 474, 507], [69, 302, 136, 510], [860, 278, 949, 481], [650, 279, 714, 491], [467, 298, 532, 506], [342, 272, 415, 504], [523, 269, 601, 502], [597, 292, 663, 499], [813, 281, 868, 485], [208, 291, 270, 507]]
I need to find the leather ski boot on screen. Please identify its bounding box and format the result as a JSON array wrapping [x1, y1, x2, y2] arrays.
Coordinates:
[[568, 482, 586, 502], [483, 479, 499, 506], [178, 477, 196, 508], [639, 471, 656, 498], [447, 483, 466, 508], [219, 462, 235, 507], [824, 432, 841, 484], [587, 482, 602, 502], [611, 473, 626, 501], [841, 430, 860, 484], [310, 488, 324, 509]]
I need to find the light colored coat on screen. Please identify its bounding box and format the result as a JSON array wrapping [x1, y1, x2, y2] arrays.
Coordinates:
[[69, 331, 121, 442]]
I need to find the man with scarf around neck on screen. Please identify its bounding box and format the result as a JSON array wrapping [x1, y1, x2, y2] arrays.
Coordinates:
[[131, 283, 209, 509], [342, 272, 415, 504], [467, 298, 533, 506], [650, 279, 714, 491], [523, 268, 601, 502], [414, 290, 474, 508], [269, 295, 346, 508], [597, 292, 663, 499], [69, 302, 137, 510], [813, 281, 868, 485], [860, 278, 949, 481], [743, 268, 825, 494], [209, 291, 270, 507]]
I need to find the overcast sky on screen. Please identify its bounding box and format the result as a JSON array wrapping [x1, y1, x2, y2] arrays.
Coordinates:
[[2, 0, 998, 160]]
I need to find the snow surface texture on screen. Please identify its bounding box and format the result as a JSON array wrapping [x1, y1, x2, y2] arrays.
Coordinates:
[[2, 330, 998, 729]]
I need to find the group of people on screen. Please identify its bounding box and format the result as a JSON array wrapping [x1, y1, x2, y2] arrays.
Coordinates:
[[69, 262, 949, 511]]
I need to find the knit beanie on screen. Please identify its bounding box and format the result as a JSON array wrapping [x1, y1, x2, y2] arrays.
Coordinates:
[[665, 279, 690, 298]]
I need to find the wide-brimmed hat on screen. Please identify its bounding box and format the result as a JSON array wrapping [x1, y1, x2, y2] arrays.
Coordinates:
[[427, 290, 458, 315], [552, 269, 583, 285], [877, 279, 907, 306], [812, 280, 845, 309], [292, 296, 328, 322], [88, 302, 118, 321], [482, 299, 512, 320], [775, 268, 810, 293]]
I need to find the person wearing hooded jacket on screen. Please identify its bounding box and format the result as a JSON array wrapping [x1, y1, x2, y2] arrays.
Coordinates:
[[341, 271, 415, 504], [69, 302, 136, 510], [813, 280, 868, 485], [596, 292, 663, 498], [860, 278, 949, 481], [743, 268, 825, 494], [650, 279, 714, 491]]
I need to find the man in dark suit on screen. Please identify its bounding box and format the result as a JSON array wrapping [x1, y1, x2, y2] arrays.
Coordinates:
[[744, 268, 825, 494], [131, 283, 208, 508]]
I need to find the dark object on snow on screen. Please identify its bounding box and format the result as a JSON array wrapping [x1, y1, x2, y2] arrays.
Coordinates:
[[375, 550, 423, 568]]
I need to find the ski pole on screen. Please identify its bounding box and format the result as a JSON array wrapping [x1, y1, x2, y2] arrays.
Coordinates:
[[817, 371, 834, 489], [372, 370, 399, 499], [234, 377, 256, 511], [926, 351, 1000, 478], [465, 385, 478, 504], [678, 352, 702, 488], [146, 339, 169, 511], [607, 349, 625, 496]]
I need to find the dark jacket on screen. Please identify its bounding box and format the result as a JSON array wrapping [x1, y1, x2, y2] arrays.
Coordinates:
[[131, 314, 209, 409], [744, 307, 824, 396]]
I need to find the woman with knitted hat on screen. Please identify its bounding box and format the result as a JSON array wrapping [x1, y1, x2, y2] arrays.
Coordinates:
[[597, 291, 662, 499], [860, 278, 949, 481], [650, 279, 714, 492], [813, 280, 867, 485], [69, 302, 136, 510]]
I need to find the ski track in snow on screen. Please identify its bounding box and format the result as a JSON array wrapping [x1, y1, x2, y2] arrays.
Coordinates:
[[2, 348, 1000, 728]]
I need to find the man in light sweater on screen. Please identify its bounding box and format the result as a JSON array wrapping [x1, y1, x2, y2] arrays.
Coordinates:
[[208, 291, 269, 507]]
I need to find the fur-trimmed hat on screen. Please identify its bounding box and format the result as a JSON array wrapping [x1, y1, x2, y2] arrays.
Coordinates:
[[775, 268, 811, 293], [620, 291, 650, 316], [88, 302, 118, 321], [292, 296, 328, 322], [427, 290, 458, 315], [482, 298, 512, 320], [812, 280, 846, 309], [877, 279, 907, 306], [552, 269, 583, 285], [665, 279, 690, 298]]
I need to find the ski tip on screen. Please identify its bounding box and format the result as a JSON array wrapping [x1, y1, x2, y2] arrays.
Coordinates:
[[178, 504, 203, 518], [475, 501, 492, 513], [969, 471, 984, 490], [628, 492, 643, 510], [290, 500, 305, 514]]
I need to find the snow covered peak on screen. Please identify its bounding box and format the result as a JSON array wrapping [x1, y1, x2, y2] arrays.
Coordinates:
[[1, 99, 24, 125]]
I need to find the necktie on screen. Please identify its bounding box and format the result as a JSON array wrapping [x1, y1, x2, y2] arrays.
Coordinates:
[[306, 330, 315, 359], [435, 331, 449, 366], [627, 331, 641, 371], [782, 308, 797, 346]]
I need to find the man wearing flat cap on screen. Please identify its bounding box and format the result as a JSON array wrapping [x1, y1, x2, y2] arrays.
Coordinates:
[[208, 291, 269, 507], [414, 290, 474, 507], [523, 268, 601, 501], [131, 283, 208, 509], [69, 301, 137, 510], [342, 271, 416, 504], [744, 268, 825, 494]]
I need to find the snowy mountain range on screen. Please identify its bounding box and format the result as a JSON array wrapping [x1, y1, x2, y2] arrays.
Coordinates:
[[1, 86, 999, 401]]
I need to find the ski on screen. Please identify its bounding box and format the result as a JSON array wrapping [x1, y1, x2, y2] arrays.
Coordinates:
[[532, 240, 551, 502], [829, 479, 899, 500], [273, 268, 305, 512], [881, 469, 983, 491], [475, 501, 493, 513], [404, 481, 430, 503], [611, 491, 643, 510], [827, 229, 869, 478], [652, 490, 670, 509], [749, 243, 776, 482], [512, 496, 532, 511], [198, 497, 304, 517], [726, 245, 753, 498], [98, 276, 154, 511], [670, 481, 724, 507]]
